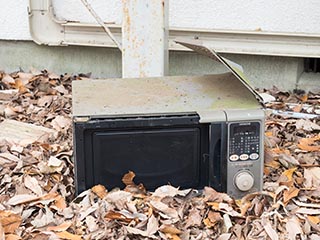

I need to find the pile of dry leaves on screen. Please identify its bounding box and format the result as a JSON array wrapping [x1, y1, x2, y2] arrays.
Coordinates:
[[0, 70, 319, 240]]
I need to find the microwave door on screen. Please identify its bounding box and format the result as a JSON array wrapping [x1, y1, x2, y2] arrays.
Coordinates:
[[209, 123, 228, 192]]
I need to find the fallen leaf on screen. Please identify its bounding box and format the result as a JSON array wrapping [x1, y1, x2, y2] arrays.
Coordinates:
[[0, 222, 4, 240], [223, 214, 232, 232], [24, 175, 43, 196], [283, 187, 299, 204], [150, 201, 179, 219], [54, 194, 67, 210], [2, 74, 15, 84], [0, 211, 22, 234], [208, 211, 222, 224], [298, 136, 320, 152], [204, 187, 233, 203], [31, 206, 55, 228], [4, 234, 22, 240], [91, 185, 107, 199], [263, 219, 279, 240], [105, 190, 132, 209], [296, 119, 320, 131], [299, 94, 309, 103], [293, 104, 303, 113], [125, 226, 156, 239], [307, 215, 320, 225], [47, 222, 72, 232], [217, 233, 232, 240], [48, 156, 63, 167], [286, 217, 303, 240], [281, 167, 297, 182], [51, 116, 71, 131], [160, 225, 181, 235], [296, 208, 320, 215], [55, 231, 82, 240], [185, 208, 202, 228], [152, 185, 180, 198], [122, 171, 136, 186], [147, 215, 159, 236], [105, 211, 132, 223], [6, 194, 39, 206], [85, 216, 98, 233]]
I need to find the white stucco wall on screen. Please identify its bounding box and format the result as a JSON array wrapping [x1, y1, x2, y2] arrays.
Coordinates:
[[1, 0, 320, 41]]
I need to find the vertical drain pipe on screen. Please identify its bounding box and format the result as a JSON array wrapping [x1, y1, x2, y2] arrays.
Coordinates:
[[122, 0, 169, 78]]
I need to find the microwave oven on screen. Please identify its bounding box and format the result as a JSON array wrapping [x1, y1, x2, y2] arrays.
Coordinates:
[[72, 40, 265, 199], [74, 110, 264, 199]]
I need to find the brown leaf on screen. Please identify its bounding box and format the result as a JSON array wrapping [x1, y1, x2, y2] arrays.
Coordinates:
[[122, 171, 136, 186], [0, 222, 4, 240], [160, 225, 182, 235], [105, 211, 132, 223], [292, 104, 303, 113], [307, 215, 320, 225], [54, 194, 67, 210], [29, 233, 50, 240], [91, 185, 107, 199], [47, 222, 72, 232], [5, 234, 22, 240], [298, 135, 320, 152], [0, 211, 22, 234], [14, 79, 24, 89], [239, 199, 252, 216], [203, 187, 233, 203], [283, 187, 299, 204], [299, 94, 309, 103], [169, 235, 181, 240], [281, 167, 297, 182], [55, 231, 82, 240]]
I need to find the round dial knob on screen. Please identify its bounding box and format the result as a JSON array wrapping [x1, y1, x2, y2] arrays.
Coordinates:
[[234, 171, 254, 192]]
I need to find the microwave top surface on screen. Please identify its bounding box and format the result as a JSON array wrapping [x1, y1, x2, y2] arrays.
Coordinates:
[[72, 73, 261, 119]]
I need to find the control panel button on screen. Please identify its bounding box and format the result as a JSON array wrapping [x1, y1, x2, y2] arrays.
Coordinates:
[[249, 153, 259, 160], [234, 171, 254, 192], [239, 154, 249, 161], [229, 154, 239, 161]]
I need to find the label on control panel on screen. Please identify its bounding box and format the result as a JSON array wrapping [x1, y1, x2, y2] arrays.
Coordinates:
[[240, 154, 249, 161], [228, 122, 260, 162], [229, 154, 239, 161], [249, 153, 259, 160]]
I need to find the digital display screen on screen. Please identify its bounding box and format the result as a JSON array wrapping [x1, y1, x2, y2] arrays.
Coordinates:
[[233, 125, 257, 135]]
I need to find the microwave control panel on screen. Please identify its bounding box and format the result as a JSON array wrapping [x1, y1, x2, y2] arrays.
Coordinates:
[[226, 121, 262, 198], [228, 122, 260, 162]]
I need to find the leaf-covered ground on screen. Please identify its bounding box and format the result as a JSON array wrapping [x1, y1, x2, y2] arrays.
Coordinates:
[[0, 70, 319, 240]]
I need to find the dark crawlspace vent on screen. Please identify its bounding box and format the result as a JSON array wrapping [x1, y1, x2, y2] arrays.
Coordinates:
[[304, 58, 320, 73]]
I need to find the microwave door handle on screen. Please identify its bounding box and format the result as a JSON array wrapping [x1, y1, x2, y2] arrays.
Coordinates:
[[209, 123, 227, 192]]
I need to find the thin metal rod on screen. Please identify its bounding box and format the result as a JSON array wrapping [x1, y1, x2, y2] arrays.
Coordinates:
[[80, 0, 122, 51]]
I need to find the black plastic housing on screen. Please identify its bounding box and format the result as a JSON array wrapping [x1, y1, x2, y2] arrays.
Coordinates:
[[73, 114, 224, 194]]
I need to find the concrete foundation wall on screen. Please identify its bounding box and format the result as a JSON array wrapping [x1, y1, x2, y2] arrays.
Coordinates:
[[0, 40, 312, 90]]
